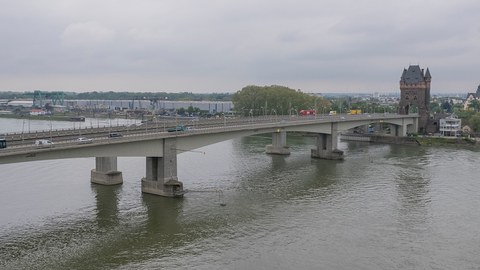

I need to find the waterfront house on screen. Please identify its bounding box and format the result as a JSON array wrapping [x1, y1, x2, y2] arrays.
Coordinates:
[[439, 114, 462, 137]]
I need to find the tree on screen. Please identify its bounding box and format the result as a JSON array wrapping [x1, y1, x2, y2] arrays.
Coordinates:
[[430, 102, 442, 114], [468, 99, 480, 112], [232, 85, 327, 116], [187, 106, 200, 116], [441, 100, 452, 113], [469, 112, 480, 132], [176, 107, 186, 115]]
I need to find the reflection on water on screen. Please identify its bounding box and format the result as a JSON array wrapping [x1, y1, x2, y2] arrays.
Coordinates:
[[1, 125, 480, 269], [92, 184, 122, 228]]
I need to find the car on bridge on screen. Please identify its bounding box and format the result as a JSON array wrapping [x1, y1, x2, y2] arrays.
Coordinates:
[[35, 139, 54, 148], [167, 125, 188, 132], [109, 132, 123, 138], [76, 137, 93, 144]]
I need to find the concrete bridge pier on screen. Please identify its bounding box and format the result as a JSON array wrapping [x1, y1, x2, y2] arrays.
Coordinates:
[[266, 129, 290, 155], [141, 139, 184, 197], [393, 123, 407, 137], [388, 124, 397, 136], [311, 123, 343, 160], [91, 157, 123, 185], [311, 133, 344, 160]]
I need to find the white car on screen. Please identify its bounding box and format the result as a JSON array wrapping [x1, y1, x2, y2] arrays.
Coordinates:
[[77, 137, 93, 144], [35, 139, 54, 148]]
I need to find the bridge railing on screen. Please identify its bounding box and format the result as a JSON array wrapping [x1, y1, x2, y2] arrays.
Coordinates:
[[1, 113, 418, 153]]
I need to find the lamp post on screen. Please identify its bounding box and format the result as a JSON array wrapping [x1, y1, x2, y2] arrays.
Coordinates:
[[49, 119, 53, 141], [271, 109, 277, 121], [314, 96, 321, 119], [21, 119, 25, 142], [260, 106, 265, 118]]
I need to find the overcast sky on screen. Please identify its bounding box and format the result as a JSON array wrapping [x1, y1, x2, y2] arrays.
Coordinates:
[[1, 0, 479, 94]]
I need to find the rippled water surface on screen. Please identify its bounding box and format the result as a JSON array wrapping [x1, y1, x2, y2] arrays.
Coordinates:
[[1, 119, 480, 269]]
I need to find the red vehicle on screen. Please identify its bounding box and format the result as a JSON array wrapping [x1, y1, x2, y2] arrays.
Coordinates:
[[299, 110, 316, 116]]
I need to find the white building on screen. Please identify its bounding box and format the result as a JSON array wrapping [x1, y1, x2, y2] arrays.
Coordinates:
[[439, 114, 462, 137], [30, 109, 47, 116], [7, 100, 34, 108]]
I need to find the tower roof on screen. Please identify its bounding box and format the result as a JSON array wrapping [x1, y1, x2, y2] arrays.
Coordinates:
[[401, 65, 427, 84], [425, 68, 431, 79]]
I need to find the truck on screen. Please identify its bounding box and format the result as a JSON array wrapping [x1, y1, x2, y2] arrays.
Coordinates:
[[348, 109, 362, 115], [299, 110, 316, 116]]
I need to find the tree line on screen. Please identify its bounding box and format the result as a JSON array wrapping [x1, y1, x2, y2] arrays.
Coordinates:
[[0, 91, 232, 102]]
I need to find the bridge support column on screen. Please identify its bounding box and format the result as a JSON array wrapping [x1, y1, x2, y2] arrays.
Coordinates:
[[266, 129, 290, 155], [388, 124, 396, 136], [393, 120, 408, 137], [311, 124, 343, 160], [141, 139, 184, 197], [91, 157, 123, 185]]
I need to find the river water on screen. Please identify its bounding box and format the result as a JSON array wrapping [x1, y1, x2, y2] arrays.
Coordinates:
[[1, 118, 480, 269]]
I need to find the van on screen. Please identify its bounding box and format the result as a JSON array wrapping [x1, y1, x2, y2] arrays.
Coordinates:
[[35, 139, 54, 148], [328, 111, 337, 116]]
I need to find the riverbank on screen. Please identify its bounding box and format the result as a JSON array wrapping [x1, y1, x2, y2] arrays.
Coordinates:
[[415, 135, 478, 146], [340, 133, 421, 145], [0, 113, 87, 122], [0, 112, 144, 122], [341, 133, 479, 148]]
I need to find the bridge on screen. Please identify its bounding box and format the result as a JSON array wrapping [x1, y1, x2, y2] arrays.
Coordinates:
[[0, 113, 418, 197]]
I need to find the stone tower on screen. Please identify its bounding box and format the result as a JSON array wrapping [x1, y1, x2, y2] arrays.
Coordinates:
[[398, 65, 431, 134]]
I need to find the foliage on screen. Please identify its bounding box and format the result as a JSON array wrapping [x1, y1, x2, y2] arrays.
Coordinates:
[[430, 102, 442, 114], [231, 85, 330, 116], [455, 109, 475, 119], [468, 113, 480, 132], [330, 99, 395, 114], [468, 99, 480, 112], [441, 100, 453, 113]]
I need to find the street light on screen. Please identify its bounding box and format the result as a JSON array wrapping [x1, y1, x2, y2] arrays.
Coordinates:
[[314, 96, 321, 119], [271, 109, 277, 121]]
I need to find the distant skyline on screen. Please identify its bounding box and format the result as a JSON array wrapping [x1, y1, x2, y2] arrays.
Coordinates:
[[1, 0, 479, 94]]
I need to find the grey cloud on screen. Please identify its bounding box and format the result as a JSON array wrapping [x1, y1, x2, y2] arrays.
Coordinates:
[[0, 0, 479, 93]]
